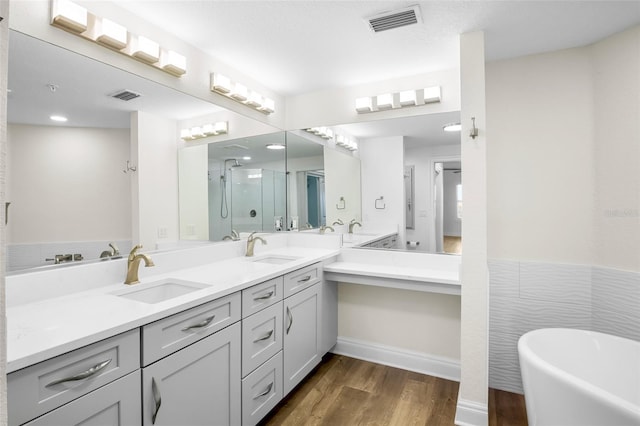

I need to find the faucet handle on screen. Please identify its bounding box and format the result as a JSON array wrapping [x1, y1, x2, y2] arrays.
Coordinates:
[[128, 244, 142, 261]]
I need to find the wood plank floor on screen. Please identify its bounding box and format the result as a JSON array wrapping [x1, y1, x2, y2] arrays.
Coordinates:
[[261, 354, 528, 426]]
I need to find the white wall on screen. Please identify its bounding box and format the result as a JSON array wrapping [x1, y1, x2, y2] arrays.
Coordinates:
[[405, 144, 460, 250], [360, 136, 405, 236], [178, 144, 208, 240], [593, 26, 640, 272], [338, 284, 461, 359], [7, 124, 131, 243], [486, 46, 595, 264], [131, 111, 179, 248]]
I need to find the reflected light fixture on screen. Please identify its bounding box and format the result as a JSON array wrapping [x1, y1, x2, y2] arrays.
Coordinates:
[[376, 93, 394, 110], [399, 90, 417, 106], [211, 73, 232, 94], [266, 143, 285, 150], [355, 97, 373, 113], [230, 83, 248, 101], [443, 123, 461, 132], [51, 0, 88, 33], [181, 121, 229, 141], [50, 115, 68, 122]]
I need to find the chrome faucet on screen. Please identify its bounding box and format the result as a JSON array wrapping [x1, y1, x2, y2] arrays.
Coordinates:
[[222, 229, 240, 241], [246, 232, 267, 257], [332, 219, 344, 226], [125, 244, 155, 285], [319, 225, 335, 234], [348, 219, 362, 234]]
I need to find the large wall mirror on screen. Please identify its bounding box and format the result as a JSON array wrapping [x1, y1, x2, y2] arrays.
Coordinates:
[[330, 111, 461, 255], [6, 30, 279, 272]]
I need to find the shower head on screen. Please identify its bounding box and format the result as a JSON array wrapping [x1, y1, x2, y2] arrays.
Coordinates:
[[224, 158, 243, 168]]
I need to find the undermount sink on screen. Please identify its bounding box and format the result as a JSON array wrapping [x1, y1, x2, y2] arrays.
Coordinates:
[[113, 279, 209, 304], [250, 255, 301, 265]]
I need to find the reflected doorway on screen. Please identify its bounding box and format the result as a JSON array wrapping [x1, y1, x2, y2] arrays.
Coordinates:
[[434, 161, 462, 254]]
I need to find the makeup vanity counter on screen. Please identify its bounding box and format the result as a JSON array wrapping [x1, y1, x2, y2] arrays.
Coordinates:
[[324, 247, 461, 295]]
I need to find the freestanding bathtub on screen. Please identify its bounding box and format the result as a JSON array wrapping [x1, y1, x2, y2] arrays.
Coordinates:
[[518, 328, 640, 426]]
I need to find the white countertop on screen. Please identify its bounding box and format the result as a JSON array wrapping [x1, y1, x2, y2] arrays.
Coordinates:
[[7, 245, 339, 373], [324, 248, 461, 295]]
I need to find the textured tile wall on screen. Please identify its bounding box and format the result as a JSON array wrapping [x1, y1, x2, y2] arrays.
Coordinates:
[[488, 259, 638, 394]]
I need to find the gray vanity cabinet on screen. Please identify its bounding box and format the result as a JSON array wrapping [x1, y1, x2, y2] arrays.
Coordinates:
[[23, 371, 141, 426], [141, 322, 241, 426], [283, 283, 321, 396]]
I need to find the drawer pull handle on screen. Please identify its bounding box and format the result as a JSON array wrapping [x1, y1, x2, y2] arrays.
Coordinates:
[[181, 315, 215, 332], [254, 382, 273, 399], [253, 291, 274, 301], [253, 330, 274, 343], [46, 359, 112, 387], [286, 307, 293, 334], [298, 275, 312, 283], [152, 377, 162, 425]]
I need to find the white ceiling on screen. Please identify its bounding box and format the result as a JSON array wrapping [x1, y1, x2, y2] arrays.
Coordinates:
[[111, 0, 640, 96]]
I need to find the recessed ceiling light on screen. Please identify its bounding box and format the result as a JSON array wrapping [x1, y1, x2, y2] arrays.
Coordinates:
[[50, 115, 68, 122], [242, 156, 252, 160], [443, 123, 461, 132], [266, 144, 285, 150]]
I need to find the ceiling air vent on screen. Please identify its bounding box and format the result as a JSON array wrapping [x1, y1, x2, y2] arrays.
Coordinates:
[[110, 89, 141, 101], [366, 5, 421, 33]]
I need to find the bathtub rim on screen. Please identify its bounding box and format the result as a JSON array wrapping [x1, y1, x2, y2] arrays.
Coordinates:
[[518, 328, 640, 420]]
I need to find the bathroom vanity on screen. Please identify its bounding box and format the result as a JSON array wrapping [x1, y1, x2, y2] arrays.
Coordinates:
[[6, 234, 340, 426], [5, 231, 460, 425]]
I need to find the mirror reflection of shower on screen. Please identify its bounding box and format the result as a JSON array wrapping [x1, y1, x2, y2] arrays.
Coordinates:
[[220, 158, 243, 219]]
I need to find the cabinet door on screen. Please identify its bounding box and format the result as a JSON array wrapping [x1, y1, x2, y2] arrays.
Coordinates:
[[142, 322, 241, 426], [24, 371, 141, 426], [283, 283, 320, 396]]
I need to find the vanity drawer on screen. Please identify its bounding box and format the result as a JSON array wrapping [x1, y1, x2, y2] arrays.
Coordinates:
[[242, 301, 283, 377], [242, 351, 283, 426], [283, 263, 322, 297], [141, 292, 241, 366], [8, 329, 140, 426], [242, 276, 283, 318]]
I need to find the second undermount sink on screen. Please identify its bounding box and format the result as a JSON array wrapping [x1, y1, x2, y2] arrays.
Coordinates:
[[113, 279, 209, 304], [250, 255, 301, 265]]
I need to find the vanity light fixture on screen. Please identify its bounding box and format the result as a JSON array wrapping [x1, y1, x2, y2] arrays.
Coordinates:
[[49, 0, 187, 77], [355, 86, 441, 114], [266, 143, 285, 150], [443, 123, 461, 132], [51, 0, 88, 33], [210, 73, 276, 115], [93, 17, 127, 50], [180, 121, 229, 141]]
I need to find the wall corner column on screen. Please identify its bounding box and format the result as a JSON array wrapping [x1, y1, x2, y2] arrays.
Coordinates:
[[455, 31, 489, 426]]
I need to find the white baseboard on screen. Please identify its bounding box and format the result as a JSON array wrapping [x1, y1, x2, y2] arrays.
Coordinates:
[[454, 397, 488, 426], [331, 336, 460, 382]]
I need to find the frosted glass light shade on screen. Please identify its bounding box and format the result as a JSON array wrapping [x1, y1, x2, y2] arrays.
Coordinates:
[[51, 0, 88, 33], [376, 93, 394, 110], [230, 83, 248, 101], [246, 91, 263, 107], [355, 97, 373, 113], [399, 90, 417, 106], [423, 86, 442, 104], [161, 50, 187, 76], [95, 18, 127, 50], [214, 121, 228, 134], [211, 73, 232, 93], [131, 35, 160, 63], [258, 98, 275, 114]]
